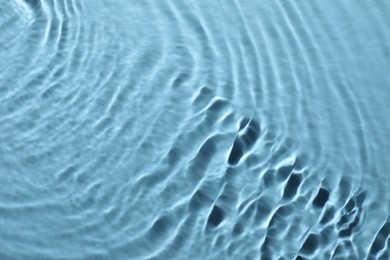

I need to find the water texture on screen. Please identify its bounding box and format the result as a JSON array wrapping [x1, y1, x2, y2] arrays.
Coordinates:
[[1, 0, 390, 259]]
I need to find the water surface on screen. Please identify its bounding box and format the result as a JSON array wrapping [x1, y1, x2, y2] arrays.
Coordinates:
[[1, 0, 390, 259]]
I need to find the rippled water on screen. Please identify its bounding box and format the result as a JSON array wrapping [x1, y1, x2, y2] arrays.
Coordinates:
[[1, 0, 390, 259]]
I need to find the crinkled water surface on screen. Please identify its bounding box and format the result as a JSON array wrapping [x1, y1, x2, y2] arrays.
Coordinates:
[[1, 0, 390, 259]]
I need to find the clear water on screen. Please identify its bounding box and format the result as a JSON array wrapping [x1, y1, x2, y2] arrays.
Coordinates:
[[1, 0, 390, 259]]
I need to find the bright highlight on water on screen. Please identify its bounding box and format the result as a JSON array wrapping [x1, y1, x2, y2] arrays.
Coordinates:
[[1, 0, 390, 259]]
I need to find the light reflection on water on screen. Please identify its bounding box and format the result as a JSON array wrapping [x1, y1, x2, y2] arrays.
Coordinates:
[[0, 0, 390, 258]]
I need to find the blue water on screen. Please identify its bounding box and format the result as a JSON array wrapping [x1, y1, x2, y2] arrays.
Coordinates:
[[1, 0, 390, 259]]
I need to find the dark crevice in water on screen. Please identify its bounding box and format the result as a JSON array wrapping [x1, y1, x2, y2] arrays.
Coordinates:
[[368, 221, 390, 258], [228, 118, 260, 165], [300, 233, 318, 255], [207, 205, 224, 228], [282, 173, 302, 200], [312, 187, 330, 208]]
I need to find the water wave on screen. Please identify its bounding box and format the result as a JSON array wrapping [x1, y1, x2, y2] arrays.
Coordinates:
[[1, 0, 390, 258]]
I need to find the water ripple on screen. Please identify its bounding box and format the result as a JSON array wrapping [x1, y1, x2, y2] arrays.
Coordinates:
[[1, 0, 390, 258]]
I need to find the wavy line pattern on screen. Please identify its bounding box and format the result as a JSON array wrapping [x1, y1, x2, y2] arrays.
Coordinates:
[[0, 0, 390, 258]]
